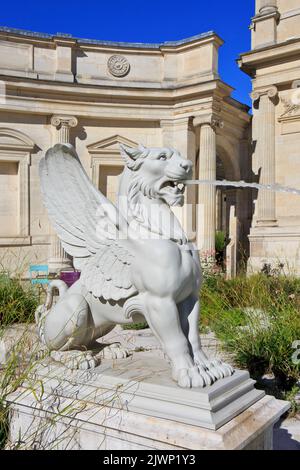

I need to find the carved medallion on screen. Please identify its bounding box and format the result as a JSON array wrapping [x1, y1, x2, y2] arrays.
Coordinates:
[[280, 97, 300, 118], [107, 55, 130, 77]]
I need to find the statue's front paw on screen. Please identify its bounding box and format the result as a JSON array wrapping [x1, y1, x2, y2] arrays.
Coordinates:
[[173, 366, 213, 388], [212, 359, 234, 377], [50, 350, 101, 370], [196, 358, 234, 380], [100, 343, 130, 360]]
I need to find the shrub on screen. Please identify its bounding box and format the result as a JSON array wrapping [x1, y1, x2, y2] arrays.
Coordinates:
[[200, 273, 300, 389], [0, 273, 39, 326], [215, 230, 227, 253], [0, 272, 41, 448]]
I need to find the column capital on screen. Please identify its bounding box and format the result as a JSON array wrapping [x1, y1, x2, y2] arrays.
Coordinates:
[[193, 114, 224, 131], [252, 1, 279, 23], [51, 115, 78, 129], [251, 86, 278, 103]]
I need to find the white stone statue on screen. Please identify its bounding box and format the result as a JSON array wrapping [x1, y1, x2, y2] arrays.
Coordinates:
[[36, 143, 233, 388]]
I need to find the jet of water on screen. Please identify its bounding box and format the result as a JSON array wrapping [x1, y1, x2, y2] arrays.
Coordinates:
[[184, 179, 300, 196]]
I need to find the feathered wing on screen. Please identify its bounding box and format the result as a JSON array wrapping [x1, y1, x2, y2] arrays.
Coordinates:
[[39, 143, 137, 301]]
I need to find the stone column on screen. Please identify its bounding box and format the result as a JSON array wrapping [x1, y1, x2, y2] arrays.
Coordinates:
[[252, 87, 278, 226], [48, 115, 78, 273], [193, 116, 222, 256], [50, 115, 78, 144], [258, 0, 277, 14]]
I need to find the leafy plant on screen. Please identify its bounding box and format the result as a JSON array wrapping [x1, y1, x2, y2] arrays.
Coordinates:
[[215, 230, 227, 253], [0, 273, 39, 326], [0, 272, 42, 448], [200, 273, 300, 389]]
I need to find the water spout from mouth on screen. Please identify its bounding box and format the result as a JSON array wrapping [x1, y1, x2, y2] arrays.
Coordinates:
[[183, 179, 300, 196]]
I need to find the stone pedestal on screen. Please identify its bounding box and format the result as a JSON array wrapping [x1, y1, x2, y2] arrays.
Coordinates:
[[6, 352, 289, 450]]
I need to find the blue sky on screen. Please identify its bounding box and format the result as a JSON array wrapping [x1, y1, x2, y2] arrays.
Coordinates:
[[1, 0, 254, 105]]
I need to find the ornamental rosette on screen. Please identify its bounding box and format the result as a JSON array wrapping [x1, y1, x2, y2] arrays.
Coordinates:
[[107, 55, 130, 77]]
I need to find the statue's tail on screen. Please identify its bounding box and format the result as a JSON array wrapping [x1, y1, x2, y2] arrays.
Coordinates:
[[35, 280, 68, 344]]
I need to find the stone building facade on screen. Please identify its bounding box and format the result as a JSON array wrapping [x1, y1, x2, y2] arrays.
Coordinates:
[[0, 0, 299, 277], [239, 0, 300, 274], [0, 26, 251, 276]]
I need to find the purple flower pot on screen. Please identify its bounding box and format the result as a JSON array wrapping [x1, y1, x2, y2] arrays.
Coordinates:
[[59, 271, 81, 287]]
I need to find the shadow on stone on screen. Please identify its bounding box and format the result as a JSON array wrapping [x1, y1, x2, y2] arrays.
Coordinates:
[[273, 419, 300, 450]]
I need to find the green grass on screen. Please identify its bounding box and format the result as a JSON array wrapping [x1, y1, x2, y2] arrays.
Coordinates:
[[0, 273, 39, 326], [201, 273, 300, 389], [215, 230, 227, 252], [0, 272, 42, 448], [0, 269, 299, 446]]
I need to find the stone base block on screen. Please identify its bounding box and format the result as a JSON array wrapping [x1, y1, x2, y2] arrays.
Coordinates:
[[6, 353, 290, 450]]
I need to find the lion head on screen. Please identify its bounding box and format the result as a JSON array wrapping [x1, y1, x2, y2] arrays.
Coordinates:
[[120, 144, 193, 207]]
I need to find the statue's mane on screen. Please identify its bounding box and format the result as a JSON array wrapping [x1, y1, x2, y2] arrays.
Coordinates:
[[124, 172, 187, 244]]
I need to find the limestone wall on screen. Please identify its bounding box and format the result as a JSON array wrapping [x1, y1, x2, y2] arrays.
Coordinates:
[[0, 27, 250, 276], [0, 29, 221, 88], [277, 0, 300, 44]]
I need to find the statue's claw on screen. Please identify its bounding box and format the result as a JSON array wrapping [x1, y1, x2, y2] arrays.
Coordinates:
[[50, 350, 101, 370], [200, 361, 223, 380], [212, 359, 234, 377], [193, 350, 234, 382], [196, 364, 214, 385], [199, 359, 234, 380], [99, 343, 130, 360], [189, 367, 206, 388], [174, 365, 215, 388]]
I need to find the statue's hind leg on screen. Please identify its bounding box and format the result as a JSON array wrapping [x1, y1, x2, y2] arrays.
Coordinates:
[[42, 293, 102, 370], [42, 294, 129, 369], [143, 293, 207, 388], [43, 293, 92, 350], [178, 294, 233, 381]]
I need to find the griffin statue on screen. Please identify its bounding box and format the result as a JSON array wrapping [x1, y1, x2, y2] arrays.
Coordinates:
[[35, 143, 233, 388]]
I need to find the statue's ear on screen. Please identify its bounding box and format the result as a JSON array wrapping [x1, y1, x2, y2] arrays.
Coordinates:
[[119, 144, 146, 170]]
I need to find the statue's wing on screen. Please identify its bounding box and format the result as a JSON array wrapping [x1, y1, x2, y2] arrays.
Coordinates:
[[39, 143, 137, 301]]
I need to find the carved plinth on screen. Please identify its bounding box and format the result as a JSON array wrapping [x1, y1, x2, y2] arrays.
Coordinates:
[[6, 352, 289, 450]]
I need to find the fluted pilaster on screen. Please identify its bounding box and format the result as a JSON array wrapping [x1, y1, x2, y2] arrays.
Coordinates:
[[252, 87, 277, 226], [48, 115, 78, 273], [194, 116, 221, 255]]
